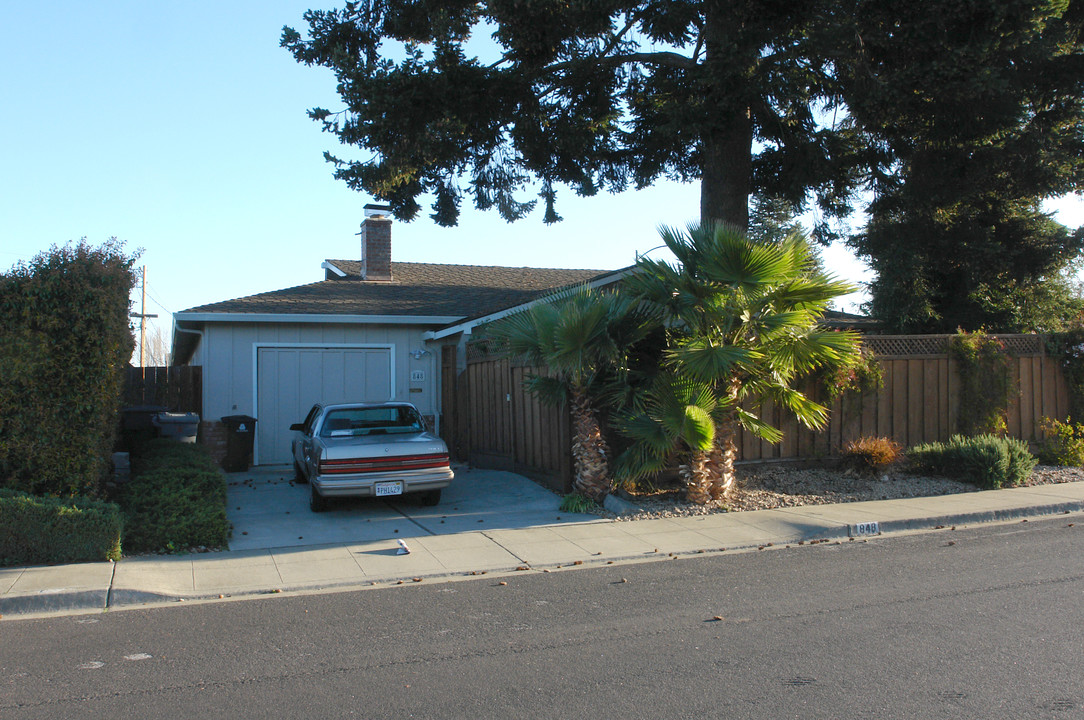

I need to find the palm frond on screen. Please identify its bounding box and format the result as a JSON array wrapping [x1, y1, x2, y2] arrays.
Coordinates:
[[660, 403, 715, 451], [734, 406, 784, 443], [753, 309, 818, 335], [614, 411, 674, 453], [612, 442, 672, 482], [700, 226, 799, 288], [774, 385, 830, 429], [769, 276, 857, 310], [666, 341, 761, 383], [522, 374, 569, 407]]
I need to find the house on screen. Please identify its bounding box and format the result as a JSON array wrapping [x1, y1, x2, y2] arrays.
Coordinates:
[[171, 204, 622, 466]]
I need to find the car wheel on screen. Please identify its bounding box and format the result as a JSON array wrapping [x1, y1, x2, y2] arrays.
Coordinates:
[[419, 488, 442, 507], [293, 459, 308, 484], [309, 483, 328, 512]]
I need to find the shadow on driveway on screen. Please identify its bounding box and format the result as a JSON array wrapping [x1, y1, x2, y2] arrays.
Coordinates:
[[226, 463, 600, 551]]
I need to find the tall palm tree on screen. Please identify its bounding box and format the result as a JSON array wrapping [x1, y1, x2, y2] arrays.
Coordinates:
[[483, 285, 655, 500], [616, 223, 859, 503]]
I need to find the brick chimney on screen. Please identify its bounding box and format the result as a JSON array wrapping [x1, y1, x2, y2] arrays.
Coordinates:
[[361, 203, 393, 281]]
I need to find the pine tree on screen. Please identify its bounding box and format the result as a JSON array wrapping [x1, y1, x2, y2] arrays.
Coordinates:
[[282, 1, 862, 230], [839, 0, 1084, 331]]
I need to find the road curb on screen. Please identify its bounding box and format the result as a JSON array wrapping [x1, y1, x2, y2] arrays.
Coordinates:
[[5, 495, 1084, 619], [0, 589, 107, 617], [847, 500, 1084, 538]]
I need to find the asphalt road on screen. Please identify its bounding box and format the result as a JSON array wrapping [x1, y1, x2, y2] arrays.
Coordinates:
[[2, 517, 1082, 719]]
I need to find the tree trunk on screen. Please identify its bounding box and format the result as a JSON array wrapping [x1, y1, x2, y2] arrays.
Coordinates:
[[681, 448, 715, 504], [700, 113, 752, 231], [569, 388, 611, 500], [699, 6, 754, 231], [709, 419, 739, 501], [681, 424, 737, 505]]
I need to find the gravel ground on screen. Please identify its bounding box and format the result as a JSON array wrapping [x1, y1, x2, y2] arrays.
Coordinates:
[[611, 464, 1084, 521]]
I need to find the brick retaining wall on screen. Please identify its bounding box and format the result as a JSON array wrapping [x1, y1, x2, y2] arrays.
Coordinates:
[[199, 421, 229, 467]]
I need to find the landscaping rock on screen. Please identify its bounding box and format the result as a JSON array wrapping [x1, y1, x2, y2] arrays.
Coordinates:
[[611, 464, 1084, 521]]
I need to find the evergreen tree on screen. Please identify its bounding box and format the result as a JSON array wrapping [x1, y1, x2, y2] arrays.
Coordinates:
[[839, 0, 1084, 331], [282, 1, 862, 230]]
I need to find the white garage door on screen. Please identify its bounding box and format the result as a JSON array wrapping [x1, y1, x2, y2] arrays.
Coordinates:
[[256, 347, 393, 465]]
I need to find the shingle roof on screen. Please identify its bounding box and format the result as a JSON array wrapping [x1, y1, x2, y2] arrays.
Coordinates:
[[178, 261, 610, 319]]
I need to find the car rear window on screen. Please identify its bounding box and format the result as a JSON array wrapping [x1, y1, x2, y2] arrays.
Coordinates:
[[319, 406, 424, 437]]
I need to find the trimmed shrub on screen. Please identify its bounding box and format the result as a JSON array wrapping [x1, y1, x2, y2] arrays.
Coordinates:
[[0, 489, 122, 566], [1035, 416, 1084, 467], [0, 240, 137, 497], [841, 436, 903, 476], [118, 440, 229, 553], [908, 434, 1036, 489]]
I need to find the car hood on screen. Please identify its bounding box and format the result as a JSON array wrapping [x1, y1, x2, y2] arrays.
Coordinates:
[[320, 431, 448, 460]]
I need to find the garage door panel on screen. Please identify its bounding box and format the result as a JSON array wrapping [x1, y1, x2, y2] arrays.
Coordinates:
[[257, 347, 393, 465], [298, 351, 324, 412], [276, 350, 301, 430], [364, 351, 391, 402], [322, 352, 349, 404]]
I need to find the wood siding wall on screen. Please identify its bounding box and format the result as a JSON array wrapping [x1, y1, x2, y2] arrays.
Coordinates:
[[448, 336, 1069, 490]]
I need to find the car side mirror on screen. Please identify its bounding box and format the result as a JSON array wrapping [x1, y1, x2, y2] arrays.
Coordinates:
[[289, 423, 305, 431]]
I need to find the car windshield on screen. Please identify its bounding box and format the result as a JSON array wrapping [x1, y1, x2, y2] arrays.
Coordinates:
[[319, 406, 424, 438]]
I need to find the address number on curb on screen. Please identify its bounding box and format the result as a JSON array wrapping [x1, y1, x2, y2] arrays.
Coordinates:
[[854, 521, 880, 536]]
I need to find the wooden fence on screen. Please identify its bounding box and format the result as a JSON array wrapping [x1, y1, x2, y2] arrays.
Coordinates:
[[122, 366, 202, 416], [443, 335, 1069, 492], [440, 348, 572, 491], [740, 335, 1067, 462]]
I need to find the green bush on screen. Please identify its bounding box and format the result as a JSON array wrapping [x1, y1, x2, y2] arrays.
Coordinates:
[[0, 489, 122, 566], [559, 492, 602, 514], [0, 239, 137, 497], [1035, 416, 1084, 467], [841, 436, 903, 476], [908, 434, 1036, 489], [1047, 328, 1084, 421], [822, 346, 885, 401], [118, 440, 229, 553], [948, 330, 1016, 437]]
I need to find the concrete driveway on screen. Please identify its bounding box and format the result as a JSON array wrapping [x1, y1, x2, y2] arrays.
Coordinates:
[[226, 463, 599, 551]]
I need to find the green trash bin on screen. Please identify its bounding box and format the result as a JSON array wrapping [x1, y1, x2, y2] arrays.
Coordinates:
[[221, 415, 257, 471]]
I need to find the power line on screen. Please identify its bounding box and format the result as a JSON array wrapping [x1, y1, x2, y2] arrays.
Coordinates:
[[145, 292, 173, 316], [142, 281, 175, 316]]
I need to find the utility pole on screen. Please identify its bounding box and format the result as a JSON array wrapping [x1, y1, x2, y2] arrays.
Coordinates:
[[130, 265, 158, 382]]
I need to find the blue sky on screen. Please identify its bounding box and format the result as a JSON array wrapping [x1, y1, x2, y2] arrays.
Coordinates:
[[2, 2, 1082, 361]]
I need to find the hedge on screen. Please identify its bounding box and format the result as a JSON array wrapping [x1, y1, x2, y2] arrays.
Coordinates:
[[908, 434, 1037, 490], [0, 239, 137, 497], [0, 489, 123, 566], [118, 440, 230, 553]]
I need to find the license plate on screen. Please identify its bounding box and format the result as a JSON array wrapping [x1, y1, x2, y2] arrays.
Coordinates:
[[374, 481, 403, 497]]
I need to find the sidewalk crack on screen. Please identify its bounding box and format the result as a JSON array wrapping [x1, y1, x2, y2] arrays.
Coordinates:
[[481, 532, 528, 564], [382, 499, 438, 536], [269, 550, 285, 587]]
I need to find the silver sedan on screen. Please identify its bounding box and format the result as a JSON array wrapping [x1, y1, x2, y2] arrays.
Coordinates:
[[290, 402, 454, 512]]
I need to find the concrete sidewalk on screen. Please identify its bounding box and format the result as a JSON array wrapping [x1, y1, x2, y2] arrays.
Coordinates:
[[4, 480, 1084, 618]]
